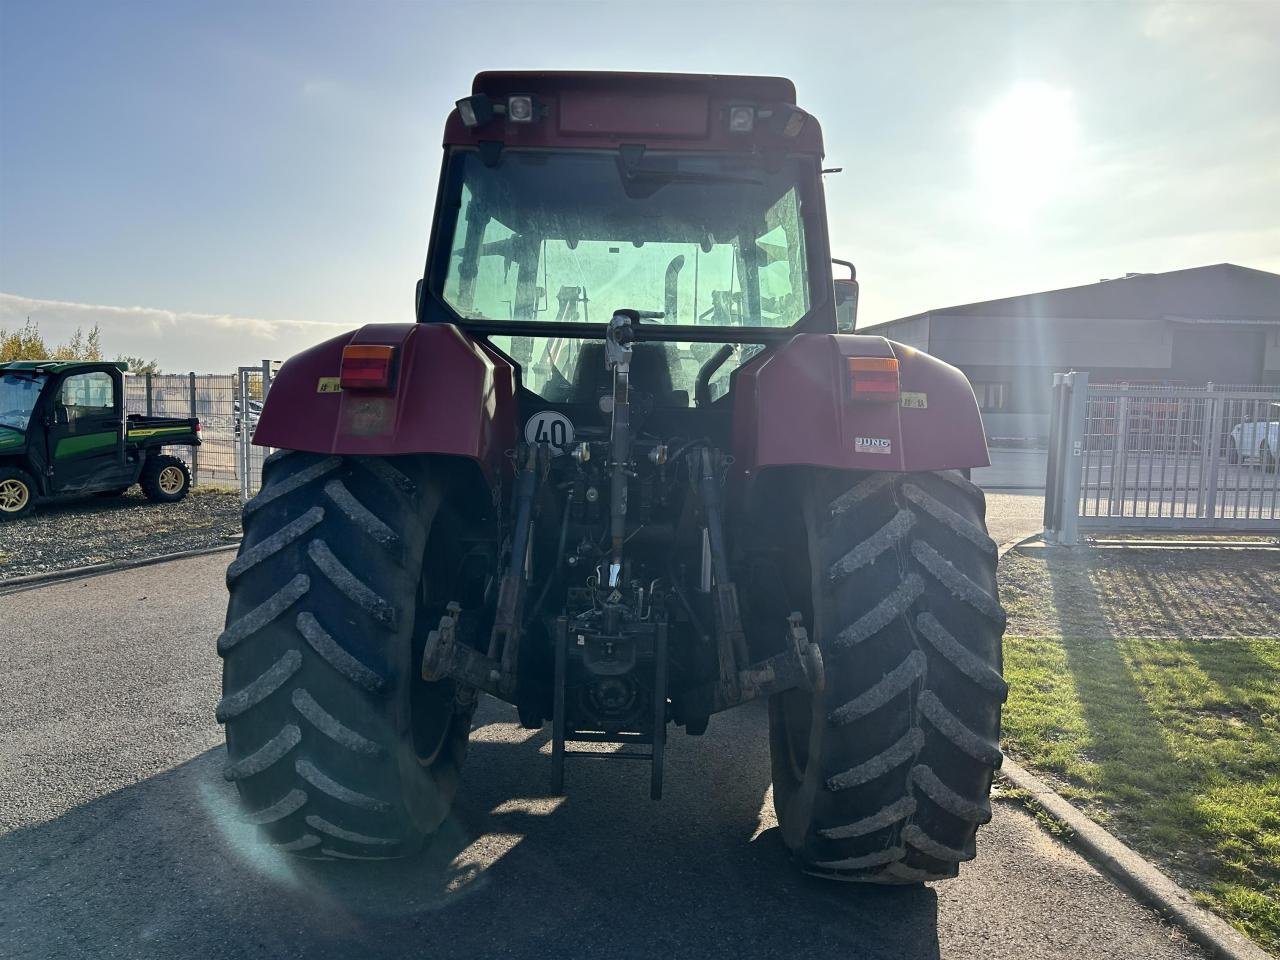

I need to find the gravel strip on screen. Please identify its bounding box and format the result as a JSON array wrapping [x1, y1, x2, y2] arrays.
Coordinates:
[[0, 487, 242, 582], [983, 490, 1045, 546]]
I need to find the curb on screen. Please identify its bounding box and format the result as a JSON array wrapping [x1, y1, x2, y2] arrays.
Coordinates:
[[997, 529, 1043, 559], [0, 542, 241, 596], [999, 758, 1271, 960]]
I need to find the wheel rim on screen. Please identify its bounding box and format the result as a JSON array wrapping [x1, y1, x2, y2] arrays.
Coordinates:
[[0, 478, 30, 513], [158, 465, 184, 494]]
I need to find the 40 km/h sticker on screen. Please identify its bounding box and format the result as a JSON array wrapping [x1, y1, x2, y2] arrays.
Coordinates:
[[524, 411, 575, 454]]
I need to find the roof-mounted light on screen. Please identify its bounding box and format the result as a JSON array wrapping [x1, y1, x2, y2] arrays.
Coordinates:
[[769, 104, 808, 138], [456, 94, 495, 129], [506, 94, 535, 123], [727, 104, 755, 133]]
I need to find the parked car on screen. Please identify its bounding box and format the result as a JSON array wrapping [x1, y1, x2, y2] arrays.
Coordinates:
[[1228, 403, 1280, 470], [232, 398, 262, 438]]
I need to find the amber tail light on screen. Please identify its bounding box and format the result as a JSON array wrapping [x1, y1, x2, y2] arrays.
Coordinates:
[[340, 344, 396, 390], [846, 356, 900, 404]]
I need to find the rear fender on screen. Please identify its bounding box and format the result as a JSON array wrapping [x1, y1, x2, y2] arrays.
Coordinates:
[[732, 333, 989, 475], [252, 323, 517, 481]]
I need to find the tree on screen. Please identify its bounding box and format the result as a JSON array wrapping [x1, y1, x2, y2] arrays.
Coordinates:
[[115, 354, 163, 375], [0, 319, 106, 363], [0, 319, 50, 361], [50, 324, 104, 361]]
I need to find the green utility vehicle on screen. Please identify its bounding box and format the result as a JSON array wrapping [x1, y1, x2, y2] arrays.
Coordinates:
[[0, 360, 200, 520]]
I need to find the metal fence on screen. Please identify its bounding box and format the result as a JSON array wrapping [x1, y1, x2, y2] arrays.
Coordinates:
[[1044, 372, 1280, 541], [237, 364, 274, 500], [122, 362, 275, 493]]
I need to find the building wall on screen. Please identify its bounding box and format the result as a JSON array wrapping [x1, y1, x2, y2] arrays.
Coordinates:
[[924, 315, 1174, 369], [875, 314, 930, 351], [1264, 327, 1280, 379]]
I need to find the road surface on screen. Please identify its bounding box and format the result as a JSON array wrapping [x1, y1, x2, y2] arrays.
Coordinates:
[[1, 548, 1201, 960]]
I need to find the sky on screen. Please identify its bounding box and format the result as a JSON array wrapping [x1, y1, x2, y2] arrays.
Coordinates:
[[2, 0, 1279, 372]]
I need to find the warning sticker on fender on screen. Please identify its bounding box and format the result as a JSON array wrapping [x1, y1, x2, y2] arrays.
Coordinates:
[[900, 391, 927, 409], [317, 377, 342, 393], [855, 437, 893, 454]]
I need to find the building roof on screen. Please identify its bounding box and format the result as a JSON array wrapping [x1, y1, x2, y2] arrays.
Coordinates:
[[871, 263, 1280, 329]]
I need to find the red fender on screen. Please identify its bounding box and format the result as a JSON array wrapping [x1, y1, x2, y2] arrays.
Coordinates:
[[252, 323, 516, 481], [732, 334, 989, 475]]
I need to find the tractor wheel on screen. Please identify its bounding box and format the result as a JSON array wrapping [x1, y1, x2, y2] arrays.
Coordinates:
[[217, 451, 473, 859], [0, 467, 37, 520], [769, 470, 1007, 883], [140, 455, 191, 503]]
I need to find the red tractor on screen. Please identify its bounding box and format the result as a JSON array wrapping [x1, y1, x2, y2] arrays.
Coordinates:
[[217, 72, 1005, 882]]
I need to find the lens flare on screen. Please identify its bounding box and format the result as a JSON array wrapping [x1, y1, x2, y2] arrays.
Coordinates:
[[972, 82, 1080, 226]]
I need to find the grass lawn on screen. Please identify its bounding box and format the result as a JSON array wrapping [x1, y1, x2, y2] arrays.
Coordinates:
[[998, 544, 1280, 951]]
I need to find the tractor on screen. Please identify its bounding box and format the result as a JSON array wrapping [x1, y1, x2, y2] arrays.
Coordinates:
[[217, 72, 1006, 883], [0, 360, 198, 519]]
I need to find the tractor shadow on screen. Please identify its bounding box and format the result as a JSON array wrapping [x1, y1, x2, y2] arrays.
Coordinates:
[[0, 698, 941, 960]]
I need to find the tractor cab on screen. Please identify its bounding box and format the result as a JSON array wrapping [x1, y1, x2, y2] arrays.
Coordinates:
[[419, 73, 834, 419], [0, 360, 200, 519]]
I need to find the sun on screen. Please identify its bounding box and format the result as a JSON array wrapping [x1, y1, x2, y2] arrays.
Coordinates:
[[972, 82, 1080, 226]]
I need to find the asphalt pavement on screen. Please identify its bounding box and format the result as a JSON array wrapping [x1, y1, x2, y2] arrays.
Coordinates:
[[1, 542, 1203, 960]]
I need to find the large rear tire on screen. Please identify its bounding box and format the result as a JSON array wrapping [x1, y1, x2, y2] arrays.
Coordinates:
[[769, 470, 1007, 882], [217, 451, 473, 859]]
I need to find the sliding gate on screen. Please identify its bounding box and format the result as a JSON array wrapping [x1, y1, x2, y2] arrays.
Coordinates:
[[1044, 373, 1280, 542]]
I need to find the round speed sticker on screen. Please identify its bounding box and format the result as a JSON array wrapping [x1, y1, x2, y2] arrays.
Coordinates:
[[524, 411, 575, 455]]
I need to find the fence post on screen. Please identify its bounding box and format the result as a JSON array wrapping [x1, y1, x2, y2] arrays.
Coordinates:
[[1043, 373, 1065, 538], [1109, 391, 1129, 517], [188, 371, 199, 485], [1202, 385, 1223, 527], [237, 368, 249, 502], [1057, 371, 1089, 545], [145, 372, 153, 416]]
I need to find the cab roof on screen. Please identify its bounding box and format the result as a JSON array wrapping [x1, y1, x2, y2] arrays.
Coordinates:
[[445, 70, 823, 156], [0, 360, 129, 374]]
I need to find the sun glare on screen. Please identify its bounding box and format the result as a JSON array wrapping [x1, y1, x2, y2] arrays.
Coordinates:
[[972, 82, 1080, 226]]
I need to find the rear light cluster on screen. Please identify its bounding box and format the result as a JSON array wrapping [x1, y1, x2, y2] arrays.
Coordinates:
[[340, 344, 396, 390], [846, 357, 900, 404]]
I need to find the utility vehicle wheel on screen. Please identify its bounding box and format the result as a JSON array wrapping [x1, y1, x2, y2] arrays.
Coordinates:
[[770, 470, 1007, 883], [217, 451, 473, 859], [1226, 440, 1240, 465], [0, 467, 36, 520], [140, 455, 191, 503], [1262, 440, 1278, 473]]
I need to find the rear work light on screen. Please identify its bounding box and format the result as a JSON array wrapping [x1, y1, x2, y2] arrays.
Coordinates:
[[846, 356, 900, 403], [340, 344, 396, 390]]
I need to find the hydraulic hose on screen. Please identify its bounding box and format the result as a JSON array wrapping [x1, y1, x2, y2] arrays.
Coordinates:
[[694, 344, 734, 408]]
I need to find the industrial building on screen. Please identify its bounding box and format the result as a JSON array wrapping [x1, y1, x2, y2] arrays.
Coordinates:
[[867, 263, 1280, 440]]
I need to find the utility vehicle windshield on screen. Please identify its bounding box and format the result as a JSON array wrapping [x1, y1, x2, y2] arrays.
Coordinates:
[[438, 150, 817, 332], [0, 373, 45, 432]]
